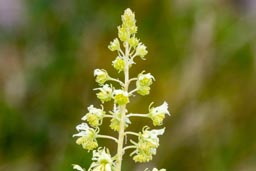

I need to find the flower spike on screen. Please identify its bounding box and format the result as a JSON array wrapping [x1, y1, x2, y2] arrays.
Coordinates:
[[73, 8, 171, 171]]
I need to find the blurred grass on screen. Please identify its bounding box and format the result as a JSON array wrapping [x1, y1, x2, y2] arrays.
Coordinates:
[[0, 0, 256, 171]]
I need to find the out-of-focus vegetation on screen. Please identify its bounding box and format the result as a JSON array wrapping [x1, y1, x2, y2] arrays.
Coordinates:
[[0, 0, 256, 171]]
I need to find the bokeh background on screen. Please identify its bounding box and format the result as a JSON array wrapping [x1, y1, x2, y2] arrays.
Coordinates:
[[0, 0, 256, 171]]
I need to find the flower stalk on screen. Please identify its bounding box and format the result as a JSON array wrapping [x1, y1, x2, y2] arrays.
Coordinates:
[[73, 8, 171, 171], [116, 40, 130, 171]]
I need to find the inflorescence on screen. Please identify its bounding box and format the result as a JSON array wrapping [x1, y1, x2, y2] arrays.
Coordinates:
[[73, 8, 170, 171]]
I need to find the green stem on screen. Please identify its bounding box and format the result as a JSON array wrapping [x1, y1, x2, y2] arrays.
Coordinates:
[[129, 78, 137, 83], [116, 105, 126, 171], [97, 135, 118, 143], [129, 88, 138, 95], [108, 77, 125, 87], [127, 113, 148, 118], [104, 114, 113, 118], [125, 131, 139, 137], [123, 145, 137, 152], [116, 42, 130, 171]]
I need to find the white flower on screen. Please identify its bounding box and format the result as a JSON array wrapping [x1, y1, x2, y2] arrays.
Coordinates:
[[150, 102, 170, 116], [113, 89, 129, 105], [113, 89, 128, 96], [136, 72, 155, 96], [88, 148, 115, 171], [128, 37, 139, 47], [141, 127, 165, 148], [112, 57, 125, 72], [148, 102, 170, 126], [95, 84, 113, 103], [73, 123, 98, 150], [136, 43, 148, 59], [137, 72, 155, 87], [73, 164, 85, 171], [82, 105, 105, 127], [131, 127, 165, 163], [94, 69, 109, 85], [83, 105, 105, 120], [74, 122, 89, 132], [108, 38, 120, 51]]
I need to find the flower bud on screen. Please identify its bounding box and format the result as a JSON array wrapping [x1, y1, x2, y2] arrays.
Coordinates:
[[89, 148, 114, 171], [136, 72, 154, 96], [108, 38, 120, 51], [82, 105, 105, 127], [148, 102, 170, 126], [128, 37, 139, 47], [112, 57, 125, 72], [118, 9, 138, 42], [137, 72, 155, 87], [130, 26, 138, 34], [118, 26, 128, 42], [122, 8, 136, 26], [94, 69, 109, 85], [137, 86, 150, 96], [121, 8, 137, 34], [136, 43, 148, 59], [113, 89, 129, 105], [95, 84, 113, 103]]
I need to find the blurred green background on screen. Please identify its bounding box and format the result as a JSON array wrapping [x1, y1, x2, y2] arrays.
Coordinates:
[[0, 0, 256, 171]]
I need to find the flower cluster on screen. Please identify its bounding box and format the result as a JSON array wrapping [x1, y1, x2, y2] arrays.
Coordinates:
[[118, 8, 137, 42], [73, 8, 170, 171], [109, 8, 148, 70], [130, 127, 165, 163]]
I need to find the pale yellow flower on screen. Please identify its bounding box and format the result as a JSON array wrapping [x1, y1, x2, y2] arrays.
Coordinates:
[[112, 57, 125, 72], [82, 105, 105, 127], [148, 102, 170, 126], [88, 148, 115, 171], [131, 127, 165, 163], [94, 69, 109, 85], [108, 38, 120, 51], [73, 123, 98, 151], [113, 89, 129, 105], [95, 84, 113, 103]]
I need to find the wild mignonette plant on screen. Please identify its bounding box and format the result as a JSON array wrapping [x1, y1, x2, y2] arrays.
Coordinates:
[[73, 8, 170, 171]]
